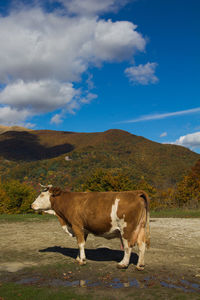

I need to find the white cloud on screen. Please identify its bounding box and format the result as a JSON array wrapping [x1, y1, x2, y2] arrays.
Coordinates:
[[121, 107, 200, 123], [92, 20, 145, 62], [0, 9, 145, 83], [0, 106, 32, 126], [50, 113, 63, 125], [125, 62, 158, 85], [174, 132, 200, 149], [80, 93, 98, 104], [56, 0, 130, 16], [0, 9, 93, 83], [160, 132, 167, 137], [25, 122, 36, 129], [0, 3, 146, 126], [0, 79, 77, 113]]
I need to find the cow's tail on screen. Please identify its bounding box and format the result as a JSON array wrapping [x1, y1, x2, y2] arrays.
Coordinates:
[[139, 191, 150, 249]]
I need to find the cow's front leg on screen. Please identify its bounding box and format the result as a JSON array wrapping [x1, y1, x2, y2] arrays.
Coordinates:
[[77, 242, 86, 265], [57, 216, 74, 237], [117, 237, 132, 269], [72, 225, 86, 265]]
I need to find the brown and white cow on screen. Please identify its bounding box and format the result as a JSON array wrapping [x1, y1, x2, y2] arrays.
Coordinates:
[[31, 186, 150, 270]]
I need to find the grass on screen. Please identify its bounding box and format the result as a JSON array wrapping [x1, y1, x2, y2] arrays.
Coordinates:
[[150, 208, 200, 218], [0, 213, 56, 222], [0, 283, 94, 300]]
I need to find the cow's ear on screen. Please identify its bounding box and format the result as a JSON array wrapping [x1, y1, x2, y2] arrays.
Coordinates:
[[50, 187, 61, 197]]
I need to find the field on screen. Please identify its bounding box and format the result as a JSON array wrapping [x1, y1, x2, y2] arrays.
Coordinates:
[[0, 214, 200, 299]]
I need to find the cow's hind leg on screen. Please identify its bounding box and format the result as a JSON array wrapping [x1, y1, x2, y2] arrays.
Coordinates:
[[72, 225, 87, 265], [117, 237, 132, 269], [118, 219, 143, 270], [136, 227, 146, 271]]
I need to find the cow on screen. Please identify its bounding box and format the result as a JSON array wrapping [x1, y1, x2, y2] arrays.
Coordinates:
[[31, 186, 150, 270]]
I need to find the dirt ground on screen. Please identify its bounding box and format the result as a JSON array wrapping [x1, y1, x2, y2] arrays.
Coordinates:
[[0, 217, 200, 294]]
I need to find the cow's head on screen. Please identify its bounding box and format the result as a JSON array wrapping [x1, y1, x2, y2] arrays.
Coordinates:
[[31, 184, 53, 211], [32, 184, 62, 211]]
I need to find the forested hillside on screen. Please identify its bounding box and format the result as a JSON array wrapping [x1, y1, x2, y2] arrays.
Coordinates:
[[0, 127, 200, 213], [0, 128, 199, 189]]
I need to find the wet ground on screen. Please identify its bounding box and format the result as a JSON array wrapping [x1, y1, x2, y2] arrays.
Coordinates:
[[14, 274, 200, 293], [0, 217, 200, 298]]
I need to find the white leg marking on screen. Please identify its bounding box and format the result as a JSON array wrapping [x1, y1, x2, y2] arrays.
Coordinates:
[[118, 238, 132, 268], [79, 242, 86, 261], [136, 241, 146, 270], [110, 198, 131, 269], [62, 225, 73, 237], [76, 242, 86, 265]]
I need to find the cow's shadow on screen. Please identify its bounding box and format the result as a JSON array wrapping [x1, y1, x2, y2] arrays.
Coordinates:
[[39, 246, 138, 265]]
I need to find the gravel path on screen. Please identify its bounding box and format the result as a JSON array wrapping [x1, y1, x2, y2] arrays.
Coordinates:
[[0, 218, 200, 281]]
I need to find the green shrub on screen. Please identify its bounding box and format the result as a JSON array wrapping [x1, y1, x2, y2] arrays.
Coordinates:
[[81, 169, 134, 192], [0, 180, 37, 214]]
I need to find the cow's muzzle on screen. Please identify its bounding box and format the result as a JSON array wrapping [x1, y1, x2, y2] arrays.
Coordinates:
[[31, 204, 37, 210]]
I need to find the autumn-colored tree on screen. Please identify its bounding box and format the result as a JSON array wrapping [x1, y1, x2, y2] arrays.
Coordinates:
[[175, 159, 200, 208], [0, 180, 36, 214], [151, 187, 176, 210], [134, 176, 157, 198], [81, 168, 158, 198], [81, 169, 135, 192], [0, 182, 11, 214]]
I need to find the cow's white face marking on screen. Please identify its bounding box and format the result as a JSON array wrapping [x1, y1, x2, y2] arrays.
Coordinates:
[[31, 191, 52, 211], [109, 198, 127, 235]]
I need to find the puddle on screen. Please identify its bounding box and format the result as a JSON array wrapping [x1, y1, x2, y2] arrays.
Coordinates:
[[15, 276, 200, 292], [161, 281, 186, 291], [17, 278, 39, 285], [160, 280, 200, 293], [144, 275, 200, 293], [181, 279, 200, 290], [16, 277, 139, 288]]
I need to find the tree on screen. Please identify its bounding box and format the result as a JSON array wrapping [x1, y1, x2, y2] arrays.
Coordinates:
[[175, 159, 200, 208], [81, 169, 134, 192], [0, 183, 11, 214], [1, 180, 36, 214], [135, 176, 157, 198]]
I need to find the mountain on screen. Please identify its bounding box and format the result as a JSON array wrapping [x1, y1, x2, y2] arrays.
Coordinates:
[[0, 127, 199, 188], [0, 125, 32, 134]]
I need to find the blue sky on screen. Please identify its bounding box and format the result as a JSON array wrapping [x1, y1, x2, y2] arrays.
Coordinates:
[[0, 0, 200, 152]]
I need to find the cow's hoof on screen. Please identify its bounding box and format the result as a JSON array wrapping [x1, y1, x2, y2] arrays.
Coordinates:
[[117, 263, 128, 269], [79, 261, 86, 266], [136, 265, 144, 271], [76, 257, 86, 266]]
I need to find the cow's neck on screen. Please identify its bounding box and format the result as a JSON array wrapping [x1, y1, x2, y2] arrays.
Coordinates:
[[50, 192, 71, 220]]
